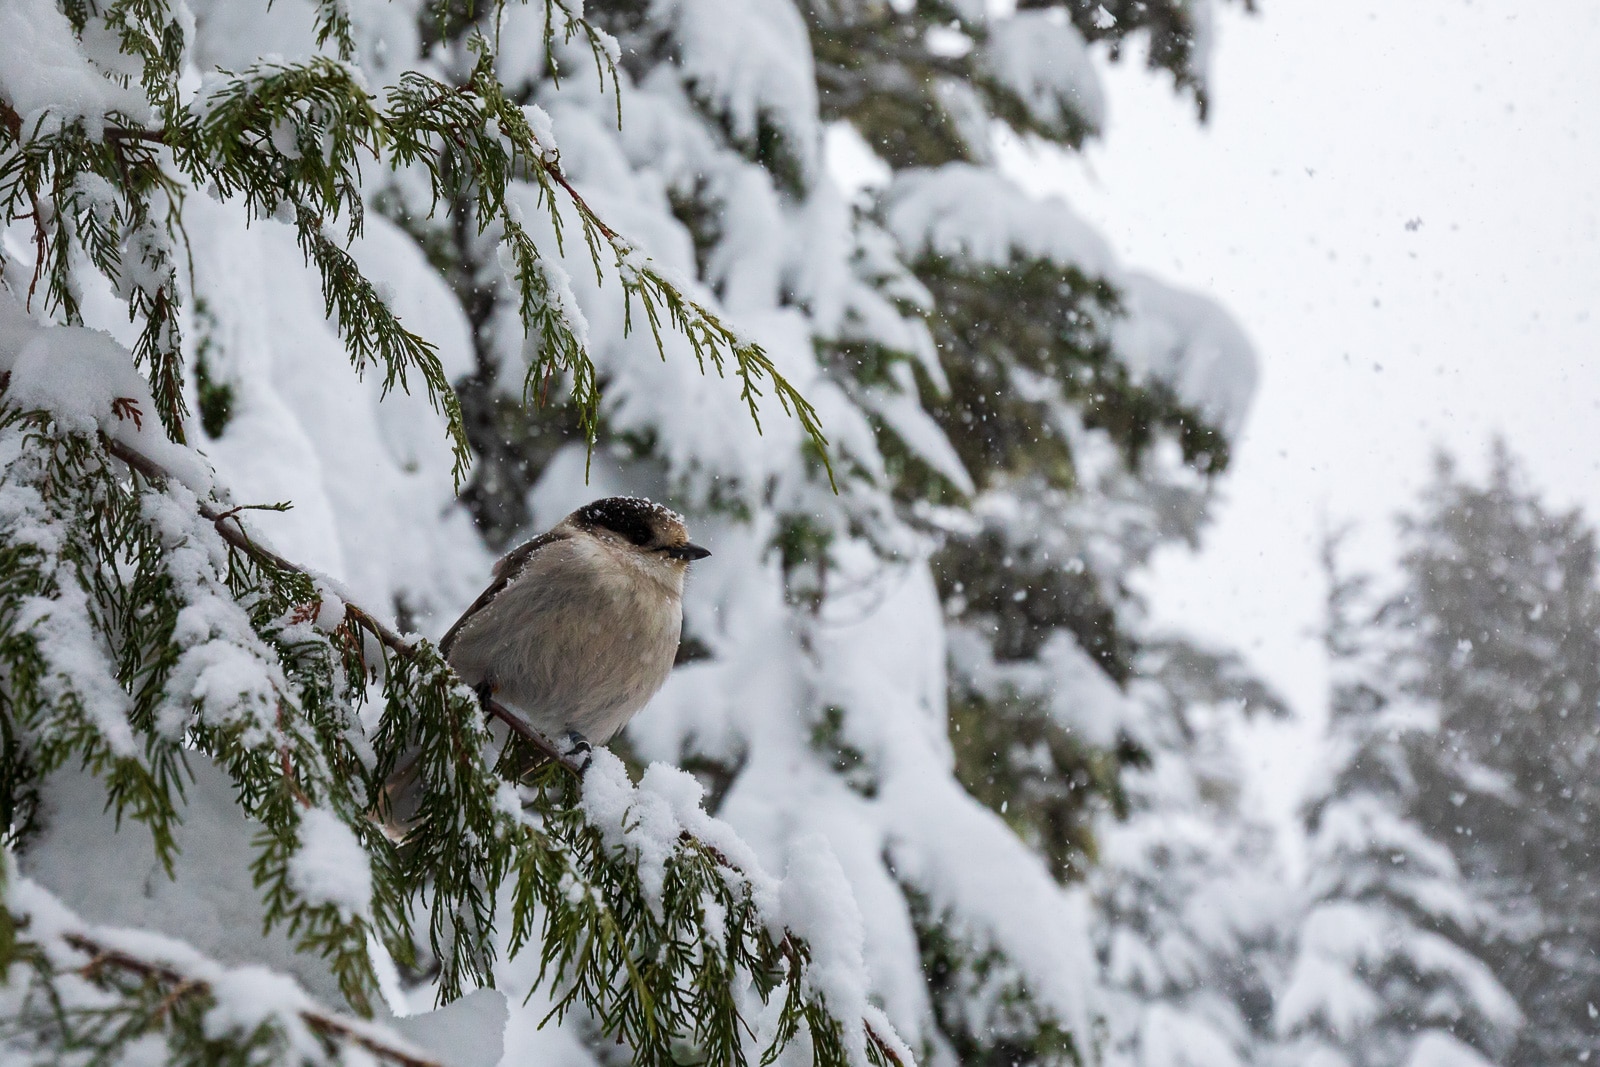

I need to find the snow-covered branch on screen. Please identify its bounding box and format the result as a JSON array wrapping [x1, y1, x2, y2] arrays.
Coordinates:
[[103, 431, 587, 777], [1, 870, 443, 1066], [0, 344, 908, 1065]]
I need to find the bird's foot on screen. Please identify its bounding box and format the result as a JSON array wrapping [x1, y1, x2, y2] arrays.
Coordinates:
[[474, 682, 495, 711], [557, 729, 593, 771]]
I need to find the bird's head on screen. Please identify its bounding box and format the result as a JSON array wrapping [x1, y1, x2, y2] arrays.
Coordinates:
[[564, 497, 711, 582]]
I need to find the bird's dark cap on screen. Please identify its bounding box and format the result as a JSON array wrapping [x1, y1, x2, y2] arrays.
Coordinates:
[[569, 496, 692, 551]]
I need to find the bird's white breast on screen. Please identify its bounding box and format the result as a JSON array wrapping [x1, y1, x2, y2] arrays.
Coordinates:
[[445, 534, 683, 743]]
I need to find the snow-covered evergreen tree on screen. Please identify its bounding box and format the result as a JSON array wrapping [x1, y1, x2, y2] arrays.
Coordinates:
[[1387, 448, 1600, 1066], [1273, 533, 1522, 1067], [373, 2, 1265, 1065], [0, 0, 1267, 1063], [802, 10, 1274, 1066], [1093, 641, 1288, 1067]]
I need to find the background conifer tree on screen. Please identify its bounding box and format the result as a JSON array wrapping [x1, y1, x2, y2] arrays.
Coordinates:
[[1273, 531, 1523, 1067], [1387, 448, 1600, 1066]]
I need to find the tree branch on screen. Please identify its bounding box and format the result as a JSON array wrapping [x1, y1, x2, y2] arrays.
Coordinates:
[[60, 933, 444, 1067], [102, 434, 589, 779], [540, 160, 622, 244], [103, 125, 168, 146], [866, 1025, 906, 1067]]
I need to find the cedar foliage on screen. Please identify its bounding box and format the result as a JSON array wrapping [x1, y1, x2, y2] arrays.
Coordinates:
[[0, 1, 897, 1063]]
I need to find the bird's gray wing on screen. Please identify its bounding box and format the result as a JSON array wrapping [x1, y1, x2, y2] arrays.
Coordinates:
[[438, 531, 569, 657]]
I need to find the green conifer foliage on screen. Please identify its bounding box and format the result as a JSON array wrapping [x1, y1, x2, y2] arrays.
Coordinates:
[[0, 1, 906, 1063], [805, 0, 1227, 168], [0, 0, 824, 481], [798, 0, 1246, 907]]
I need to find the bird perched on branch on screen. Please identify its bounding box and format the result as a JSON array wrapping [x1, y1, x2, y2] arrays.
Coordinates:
[[442, 495, 710, 751], [381, 497, 709, 831]]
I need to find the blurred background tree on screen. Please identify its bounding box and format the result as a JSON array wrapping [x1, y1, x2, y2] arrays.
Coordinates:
[[1392, 448, 1600, 1066], [1271, 448, 1600, 1067]]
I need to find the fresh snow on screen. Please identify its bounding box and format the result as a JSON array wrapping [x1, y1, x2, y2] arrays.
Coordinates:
[[289, 807, 375, 922], [0, 0, 151, 136], [982, 11, 1105, 134]]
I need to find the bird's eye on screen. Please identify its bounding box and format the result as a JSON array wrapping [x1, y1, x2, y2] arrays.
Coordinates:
[[605, 522, 651, 547]]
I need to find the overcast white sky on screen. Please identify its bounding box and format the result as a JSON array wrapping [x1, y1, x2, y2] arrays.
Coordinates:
[[1005, 0, 1600, 824]]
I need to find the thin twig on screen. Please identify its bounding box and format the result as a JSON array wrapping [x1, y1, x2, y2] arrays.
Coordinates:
[[26, 192, 46, 312], [152, 977, 202, 1020], [3, 104, 55, 315], [60, 933, 444, 1067], [482, 693, 581, 772], [539, 160, 620, 244], [866, 1025, 906, 1067], [104, 125, 168, 147]]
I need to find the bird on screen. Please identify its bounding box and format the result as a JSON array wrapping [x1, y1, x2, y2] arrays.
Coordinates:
[[380, 496, 710, 832]]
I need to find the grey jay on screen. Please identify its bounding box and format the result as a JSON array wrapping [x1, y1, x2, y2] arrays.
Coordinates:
[[382, 497, 709, 831]]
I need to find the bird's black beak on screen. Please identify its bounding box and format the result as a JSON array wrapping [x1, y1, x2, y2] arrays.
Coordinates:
[[663, 543, 712, 561]]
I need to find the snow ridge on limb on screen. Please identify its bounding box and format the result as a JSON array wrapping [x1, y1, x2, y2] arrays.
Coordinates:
[[883, 166, 1256, 453], [1, 868, 444, 1067], [0, 335, 910, 1067]]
